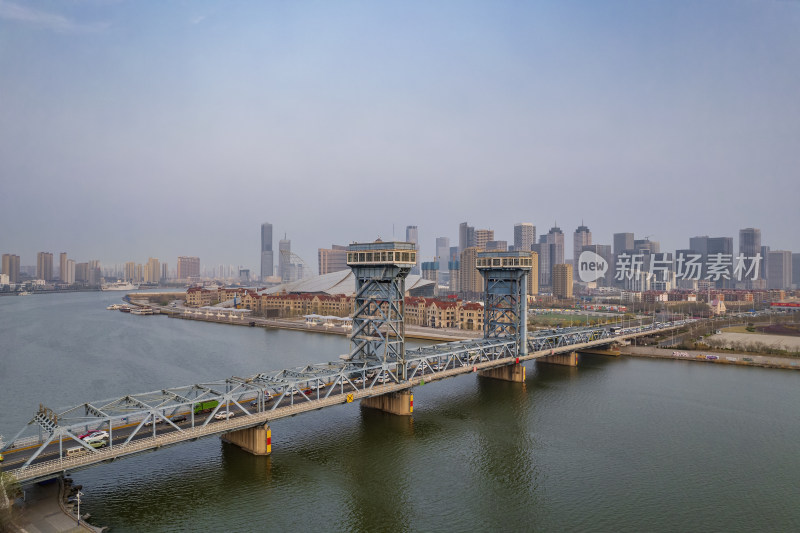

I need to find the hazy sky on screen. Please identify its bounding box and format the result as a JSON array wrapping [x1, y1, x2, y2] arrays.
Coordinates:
[[1, 0, 798, 272]]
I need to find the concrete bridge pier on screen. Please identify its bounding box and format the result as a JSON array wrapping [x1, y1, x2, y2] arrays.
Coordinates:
[[539, 351, 579, 367], [360, 390, 414, 416], [221, 423, 272, 455], [478, 362, 526, 382]]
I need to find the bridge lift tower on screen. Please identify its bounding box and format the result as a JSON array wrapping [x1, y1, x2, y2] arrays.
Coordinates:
[[346, 240, 417, 380], [476, 251, 533, 358]]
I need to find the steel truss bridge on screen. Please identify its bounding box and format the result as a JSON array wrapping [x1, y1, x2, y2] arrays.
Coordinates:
[[2, 320, 690, 484]]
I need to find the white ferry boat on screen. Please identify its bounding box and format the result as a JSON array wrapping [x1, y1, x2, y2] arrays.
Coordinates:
[[101, 281, 138, 291]]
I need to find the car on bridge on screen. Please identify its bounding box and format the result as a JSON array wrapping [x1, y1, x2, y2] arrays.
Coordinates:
[[79, 429, 106, 440], [214, 411, 235, 420], [82, 431, 109, 443], [171, 415, 188, 424], [144, 417, 164, 427]]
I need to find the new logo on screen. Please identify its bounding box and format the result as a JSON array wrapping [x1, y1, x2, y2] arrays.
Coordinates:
[[578, 251, 608, 283]]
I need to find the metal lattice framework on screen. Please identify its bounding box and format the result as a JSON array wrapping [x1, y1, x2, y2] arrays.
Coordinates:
[[476, 251, 532, 356], [345, 241, 416, 379]]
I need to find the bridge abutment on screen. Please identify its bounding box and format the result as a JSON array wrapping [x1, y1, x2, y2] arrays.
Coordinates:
[[479, 362, 526, 382], [360, 390, 413, 416], [221, 423, 272, 455], [539, 351, 579, 366]]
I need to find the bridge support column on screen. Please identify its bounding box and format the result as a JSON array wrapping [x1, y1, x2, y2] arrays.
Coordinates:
[[479, 363, 526, 382], [221, 423, 272, 455], [539, 351, 578, 367], [360, 390, 413, 416]]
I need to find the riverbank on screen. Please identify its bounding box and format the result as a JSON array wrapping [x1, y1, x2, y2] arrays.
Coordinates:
[[622, 345, 800, 370], [10, 477, 105, 533], [129, 304, 481, 342]]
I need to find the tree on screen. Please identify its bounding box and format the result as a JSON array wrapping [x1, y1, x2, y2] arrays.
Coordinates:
[[0, 470, 21, 530]]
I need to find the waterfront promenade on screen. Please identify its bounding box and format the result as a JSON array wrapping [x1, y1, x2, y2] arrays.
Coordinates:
[[622, 345, 800, 370]]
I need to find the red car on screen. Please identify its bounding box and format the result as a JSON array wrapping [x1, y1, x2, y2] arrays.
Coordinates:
[[79, 429, 104, 440]]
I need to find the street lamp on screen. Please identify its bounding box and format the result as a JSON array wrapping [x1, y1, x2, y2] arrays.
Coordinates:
[[76, 490, 83, 524]]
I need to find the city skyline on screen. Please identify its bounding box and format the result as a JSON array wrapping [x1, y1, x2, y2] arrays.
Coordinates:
[[1, 1, 798, 270]]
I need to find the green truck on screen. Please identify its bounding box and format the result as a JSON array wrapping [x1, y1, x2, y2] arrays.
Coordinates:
[[194, 400, 219, 414]]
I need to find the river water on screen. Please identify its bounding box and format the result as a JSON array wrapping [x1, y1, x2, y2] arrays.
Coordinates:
[[1, 291, 798, 532]]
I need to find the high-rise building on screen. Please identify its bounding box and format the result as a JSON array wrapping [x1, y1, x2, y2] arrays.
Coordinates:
[[435, 237, 450, 273], [485, 240, 507, 251], [475, 229, 494, 250], [64, 259, 75, 284], [36, 252, 53, 281], [581, 244, 613, 287], [634, 239, 660, 254], [261, 222, 274, 280], [278, 237, 291, 281], [689, 236, 709, 256], [421, 261, 439, 295], [528, 251, 539, 296], [318, 245, 348, 275], [760, 245, 771, 283], [124, 262, 136, 282], [793, 253, 800, 289], [177, 256, 200, 279], [739, 228, 761, 257], [458, 222, 475, 254], [145, 257, 160, 284], [707, 237, 734, 288], [75, 263, 89, 282], [573, 224, 592, 280], [448, 259, 460, 293], [532, 242, 550, 287], [514, 223, 535, 252], [161, 263, 168, 281], [613, 233, 634, 256], [406, 226, 420, 275], [535, 226, 564, 287], [767, 251, 792, 289], [459, 247, 483, 298], [59, 252, 68, 282], [553, 264, 573, 299], [2, 254, 20, 283]]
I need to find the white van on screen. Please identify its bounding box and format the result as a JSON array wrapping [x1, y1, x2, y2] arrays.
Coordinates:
[[66, 446, 88, 457]]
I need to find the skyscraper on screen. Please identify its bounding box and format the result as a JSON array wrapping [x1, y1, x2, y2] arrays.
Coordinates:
[[793, 253, 800, 289], [537, 226, 565, 287], [458, 222, 475, 254], [581, 244, 613, 287], [63, 259, 75, 284], [435, 237, 450, 273], [459, 247, 483, 298], [767, 251, 792, 290], [707, 237, 733, 288], [59, 252, 68, 282], [279, 237, 291, 281], [36, 252, 53, 281], [261, 222, 274, 280], [145, 257, 160, 283], [573, 224, 592, 280], [513, 223, 535, 252], [613, 233, 634, 256], [739, 228, 761, 257], [475, 229, 494, 250], [318, 245, 348, 275], [2, 254, 20, 283], [553, 264, 573, 299], [406, 226, 420, 275], [177, 256, 200, 279]]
